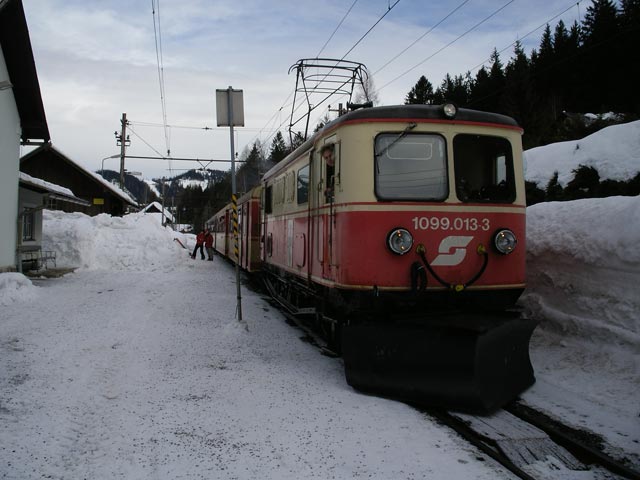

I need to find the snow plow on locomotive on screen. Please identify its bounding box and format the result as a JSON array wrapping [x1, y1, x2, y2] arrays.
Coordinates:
[[211, 103, 536, 413]]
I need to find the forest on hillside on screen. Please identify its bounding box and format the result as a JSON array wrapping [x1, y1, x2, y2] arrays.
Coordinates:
[[403, 0, 639, 149]]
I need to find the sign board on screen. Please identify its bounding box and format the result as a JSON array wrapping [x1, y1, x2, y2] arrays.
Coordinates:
[[216, 89, 245, 127], [93, 198, 104, 205]]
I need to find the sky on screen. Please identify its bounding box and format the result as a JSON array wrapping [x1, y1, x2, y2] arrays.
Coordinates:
[[20, 0, 588, 180], [1, 114, 638, 478]]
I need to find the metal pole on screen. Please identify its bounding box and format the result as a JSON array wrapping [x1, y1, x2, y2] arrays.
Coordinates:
[[161, 178, 166, 226], [119, 113, 127, 189], [228, 86, 243, 322]]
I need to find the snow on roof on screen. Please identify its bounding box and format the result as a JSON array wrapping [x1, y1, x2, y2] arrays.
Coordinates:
[[19, 172, 76, 198], [23, 144, 139, 207], [141, 201, 175, 223]]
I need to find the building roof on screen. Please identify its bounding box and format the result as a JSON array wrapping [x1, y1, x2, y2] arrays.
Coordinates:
[[20, 143, 139, 207], [19, 172, 91, 207], [141, 201, 175, 223], [0, 0, 49, 143]]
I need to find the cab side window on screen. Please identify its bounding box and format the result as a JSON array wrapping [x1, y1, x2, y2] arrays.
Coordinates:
[[297, 164, 309, 204]]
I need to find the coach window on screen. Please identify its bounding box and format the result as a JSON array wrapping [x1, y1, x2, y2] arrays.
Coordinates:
[[265, 185, 273, 214], [374, 133, 447, 201], [453, 135, 516, 203], [297, 164, 309, 204]]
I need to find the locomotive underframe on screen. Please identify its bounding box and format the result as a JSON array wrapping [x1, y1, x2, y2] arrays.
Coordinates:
[[262, 263, 535, 413]]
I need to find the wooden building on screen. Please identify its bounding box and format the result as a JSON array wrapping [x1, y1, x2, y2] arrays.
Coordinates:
[[20, 143, 139, 216]]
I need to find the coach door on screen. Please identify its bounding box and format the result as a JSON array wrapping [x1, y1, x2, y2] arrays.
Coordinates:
[[314, 141, 338, 280]]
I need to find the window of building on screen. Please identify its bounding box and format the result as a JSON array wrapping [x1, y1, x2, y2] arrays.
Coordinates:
[[22, 210, 35, 241]]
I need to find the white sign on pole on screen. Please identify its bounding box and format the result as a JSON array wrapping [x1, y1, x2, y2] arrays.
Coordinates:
[[216, 89, 245, 126]]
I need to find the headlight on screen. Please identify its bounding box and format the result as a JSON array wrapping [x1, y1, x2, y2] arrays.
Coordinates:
[[494, 229, 517, 254], [387, 228, 413, 255], [442, 103, 457, 119]]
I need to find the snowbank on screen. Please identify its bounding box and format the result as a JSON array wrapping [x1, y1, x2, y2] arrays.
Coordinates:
[[0, 273, 38, 307], [41, 210, 193, 271], [519, 196, 640, 349], [524, 120, 640, 187]]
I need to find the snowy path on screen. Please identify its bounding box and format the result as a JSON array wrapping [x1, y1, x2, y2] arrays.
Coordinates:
[[1, 259, 514, 479]]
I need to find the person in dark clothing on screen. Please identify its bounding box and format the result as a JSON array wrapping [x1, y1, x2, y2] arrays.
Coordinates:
[[204, 229, 214, 261], [322, 144, 335, 202], [191, 230, 205, 260]]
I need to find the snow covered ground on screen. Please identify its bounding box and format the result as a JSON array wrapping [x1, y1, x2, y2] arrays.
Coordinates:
[[1, 121, 639, 478]]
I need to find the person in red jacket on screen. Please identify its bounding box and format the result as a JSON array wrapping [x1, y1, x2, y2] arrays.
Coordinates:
[[204, 229, 214, 261], [191, 230, 205, 260]]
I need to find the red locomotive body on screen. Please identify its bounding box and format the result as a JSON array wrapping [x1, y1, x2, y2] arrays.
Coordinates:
[[212, 104, 536, 412]]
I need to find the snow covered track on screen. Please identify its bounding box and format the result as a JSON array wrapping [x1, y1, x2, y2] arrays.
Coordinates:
[[431, 407, 639, 480]]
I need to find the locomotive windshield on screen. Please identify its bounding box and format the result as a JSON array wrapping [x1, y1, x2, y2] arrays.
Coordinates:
[[374, 133, 447, 200], [453, 135, 516, 203]]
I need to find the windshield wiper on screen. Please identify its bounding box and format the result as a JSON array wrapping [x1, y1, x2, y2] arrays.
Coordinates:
[[374, 122, 417, 173]]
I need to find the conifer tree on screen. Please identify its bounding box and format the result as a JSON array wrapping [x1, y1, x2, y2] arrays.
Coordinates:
[[581, 0, 621, 111], [620, 0, 640, 112], [404, 75, 435, 104], [487, 49, 506, 114], [269, 131, 287, 163], [503, 42, 538, 147], [469, 66, 493, 112], [545, 172, 564, 201]]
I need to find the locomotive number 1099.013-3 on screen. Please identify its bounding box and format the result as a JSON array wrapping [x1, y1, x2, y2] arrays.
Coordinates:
[[411, 216, 491, 232]]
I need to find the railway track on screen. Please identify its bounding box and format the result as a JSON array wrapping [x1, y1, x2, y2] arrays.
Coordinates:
[[264, 284, 639, 479], [425, 406, 640, 480]]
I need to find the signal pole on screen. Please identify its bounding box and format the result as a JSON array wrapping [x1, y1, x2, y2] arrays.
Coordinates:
[[216, 87, 245, 326]]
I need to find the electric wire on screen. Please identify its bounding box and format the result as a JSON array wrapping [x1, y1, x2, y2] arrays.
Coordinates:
[[341, 0, 401, 60], [468, 1, 582, 74], [274, 1, 402, 145], [127, 125, 167, 159], [151, 0, 172, 175], [316, 0, 359, 58], [253, 1, 400, 152], [378, 0, 516, 93], [372, 0, 471, 76]]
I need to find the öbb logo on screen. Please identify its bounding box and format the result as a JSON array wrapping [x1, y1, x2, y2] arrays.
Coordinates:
[[431, 236, 474, 266]]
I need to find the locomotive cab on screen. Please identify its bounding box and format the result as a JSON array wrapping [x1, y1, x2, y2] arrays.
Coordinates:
[[259, 103, 536, 412]]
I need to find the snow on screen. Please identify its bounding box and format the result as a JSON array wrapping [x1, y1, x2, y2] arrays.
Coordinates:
[[178, 178, 209, 190], [144, 179, 161, 198], [524, 120, 640, 187], [141, 201, 175, 223], [19, 172, 76, 198], [1, 124, 639, 478]]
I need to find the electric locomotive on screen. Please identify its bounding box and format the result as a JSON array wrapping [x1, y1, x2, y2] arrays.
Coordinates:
[[213, 103, 536, 412]]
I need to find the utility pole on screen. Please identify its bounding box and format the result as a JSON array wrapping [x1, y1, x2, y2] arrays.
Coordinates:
[[114, 113, 130, 189]]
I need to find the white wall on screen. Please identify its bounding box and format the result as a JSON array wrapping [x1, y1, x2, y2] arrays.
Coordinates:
[[0, 44, 22, 271]]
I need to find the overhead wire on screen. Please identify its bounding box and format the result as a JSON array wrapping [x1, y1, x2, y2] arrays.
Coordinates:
[[316, 0, 359, 58], [127, 125, 167, 159], [252, 0, 361, 150], [151, 0, 173, 175], [378, 0, 517, 93], [372, 0, 472, 76], [340, 0, 401, 60], [289, 0, 402, 142], [468, 1, 582, 74]]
